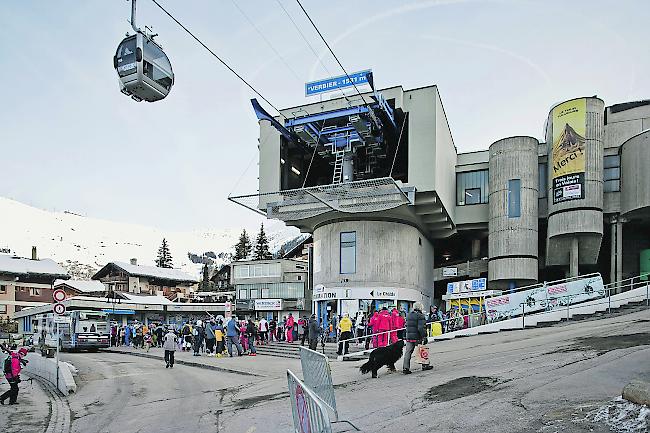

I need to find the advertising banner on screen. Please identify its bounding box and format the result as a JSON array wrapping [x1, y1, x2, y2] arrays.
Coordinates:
[[446, 278, 487, 294], [484, 275, 605, 321], [551, 98, 587, 204], [254, 299, 283, 311]]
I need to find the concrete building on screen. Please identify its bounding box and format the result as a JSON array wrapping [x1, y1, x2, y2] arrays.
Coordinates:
[[230, 259, 310, 320], [92, 259, 199, 302], [231, 84, 650, 314], [0, 251, 70, 319]]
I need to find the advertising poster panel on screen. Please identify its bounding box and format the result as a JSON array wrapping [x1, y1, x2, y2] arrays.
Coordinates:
[[485, 275, 605, 321], [551, 98, 587, 204]]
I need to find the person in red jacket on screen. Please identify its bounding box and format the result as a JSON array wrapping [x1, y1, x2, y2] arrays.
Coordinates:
[[368, 311, 379, 348], [1, 346, 28, 405], [390, 308, 406, 344], [375, 307, 392, 347]]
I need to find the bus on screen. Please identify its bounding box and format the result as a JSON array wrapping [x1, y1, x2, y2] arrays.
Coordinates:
[[32, 310, 110, 351]]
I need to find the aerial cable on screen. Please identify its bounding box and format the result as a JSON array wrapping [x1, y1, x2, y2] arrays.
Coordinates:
[[229, 0, 303, 83], [389, 112, 408, 178], [295, 0, 368, 105], [274, 0, 351, 104], [301, 119, 327, 188], [149, 0, 286, 119]]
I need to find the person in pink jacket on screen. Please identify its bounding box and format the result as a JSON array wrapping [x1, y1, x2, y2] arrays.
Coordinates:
[[389, 308, 405, 344], [285, 313, 295, 343], [368, 311, 379, 348], [375, 307, 392, 347], [1, 346, 28, 405]]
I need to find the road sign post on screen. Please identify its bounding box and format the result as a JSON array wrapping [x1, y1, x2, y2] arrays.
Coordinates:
[[52, 288, 66, 390]]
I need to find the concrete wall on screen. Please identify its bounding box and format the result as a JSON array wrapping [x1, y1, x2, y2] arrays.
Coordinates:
[[313, 220, 434, 295], [404, 86, 437, 192], [546, 97, 605, 268], [24, 353, 77, 396], [621, 130, 650, 219], [434, 89, 458, 222], [488, 136, 539, 288]]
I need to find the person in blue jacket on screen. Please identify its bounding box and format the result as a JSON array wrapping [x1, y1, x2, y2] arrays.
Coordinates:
[[225, 317, 244, 357]]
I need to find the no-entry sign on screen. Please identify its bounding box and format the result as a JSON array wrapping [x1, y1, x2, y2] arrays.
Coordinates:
[[52, 288, 66, 302], [53, 303, 66, 315]]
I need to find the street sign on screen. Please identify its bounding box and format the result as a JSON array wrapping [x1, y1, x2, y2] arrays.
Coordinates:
[[53, 315, 68, 324], [52, 288, 66, 302], [53, 303, 66, 315]]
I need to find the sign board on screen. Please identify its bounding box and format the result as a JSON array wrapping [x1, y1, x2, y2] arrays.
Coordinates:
[[101, 309, 135, 315], [254, 299, 282, 311], [485, 275, 605, 320], [53, 315, 68, 324], [442, 267, 458, 277], [53, 303, 66, 315], [551, 98, 587, 204], [52, 289, 66, 302], [305, 69, 372, 96], [447, 278, 486, 294]]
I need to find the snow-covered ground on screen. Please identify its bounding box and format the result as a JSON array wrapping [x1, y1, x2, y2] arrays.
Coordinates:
[[0, 197, 303, 279]]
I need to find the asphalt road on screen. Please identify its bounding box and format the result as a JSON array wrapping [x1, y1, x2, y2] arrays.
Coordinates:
[[2, 307, 649, 433]]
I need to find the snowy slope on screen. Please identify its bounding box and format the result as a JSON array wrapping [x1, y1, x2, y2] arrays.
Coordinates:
[[0, 197, 302, 279]]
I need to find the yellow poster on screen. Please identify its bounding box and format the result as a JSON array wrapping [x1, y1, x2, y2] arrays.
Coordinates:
[[551, 98, 586, 203]]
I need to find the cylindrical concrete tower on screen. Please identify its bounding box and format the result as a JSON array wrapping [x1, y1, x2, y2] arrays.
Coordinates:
[[545, 97, 604, 275], [488, 136, 539, 289], [620, 130, 650, 220]]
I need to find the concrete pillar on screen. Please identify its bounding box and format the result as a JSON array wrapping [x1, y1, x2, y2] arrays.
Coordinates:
[[570, 237, 579, 277], [616, 220, 623, 290], [611, 219, 617, 288], [471, 239, 481, 259]]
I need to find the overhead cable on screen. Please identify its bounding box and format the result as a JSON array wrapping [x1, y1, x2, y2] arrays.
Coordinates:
[[149, 0, 286, 118], [295, 0, 367, 105]]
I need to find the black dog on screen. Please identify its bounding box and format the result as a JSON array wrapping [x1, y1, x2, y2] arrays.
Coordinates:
[[359, 340, 404, 378]]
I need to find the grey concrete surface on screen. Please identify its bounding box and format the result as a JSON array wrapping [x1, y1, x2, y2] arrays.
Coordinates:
[[0, 374, 51, 433], [7, 308, 650, 433]]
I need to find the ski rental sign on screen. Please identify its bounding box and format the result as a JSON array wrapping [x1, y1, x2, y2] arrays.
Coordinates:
[[305, 70, 372, 96], [485, 274, 605, 321]]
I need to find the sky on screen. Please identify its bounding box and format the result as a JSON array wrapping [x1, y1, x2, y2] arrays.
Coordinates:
[[0, 0, 648, 232]]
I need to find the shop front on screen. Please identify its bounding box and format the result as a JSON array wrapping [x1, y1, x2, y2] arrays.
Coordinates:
[[312, 286, 427, 325]]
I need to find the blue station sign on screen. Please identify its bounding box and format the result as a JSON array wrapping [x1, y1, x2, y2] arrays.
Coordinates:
[[305, 70, 372, 96]]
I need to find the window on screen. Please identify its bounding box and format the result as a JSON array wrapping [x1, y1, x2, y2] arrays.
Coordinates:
[[235, 283, 304, 299], [250, 289, 259, 299], [115, 36, 137, 77], [456, 170, 489, 205], [233, 263, 281, 279], [508, 179, 521, 218], [538, 163, 547, 198], [465, 188, 481, 205], [238, 289, 248, 299], [261, 288, 270, 298], [340, 232, 356, 274], [0, 304, 6, 314], [143, 39, 173, 89], [604, 155, 620, 192], [0, 285, 5, 294], [30, 288, 41, 297]]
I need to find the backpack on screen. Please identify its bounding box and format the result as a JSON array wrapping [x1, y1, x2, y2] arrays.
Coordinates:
[[3, 355, 12, 375]]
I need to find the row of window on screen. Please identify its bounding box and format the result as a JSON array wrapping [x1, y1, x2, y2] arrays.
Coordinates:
[[233, 263, 282, 279], [457, 156, 621, 206], [236, 282, 305, 300]]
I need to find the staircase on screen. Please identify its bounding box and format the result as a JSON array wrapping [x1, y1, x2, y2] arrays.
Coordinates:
[[332, 152, 344, 184], [342, 274, 650, 360], [254, 341, 340, 360]]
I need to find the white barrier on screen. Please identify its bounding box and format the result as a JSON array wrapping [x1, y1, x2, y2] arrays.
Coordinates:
[[23, 353, 77, 396]]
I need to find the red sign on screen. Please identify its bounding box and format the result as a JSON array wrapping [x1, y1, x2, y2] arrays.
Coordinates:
[[52, 289, 66, 303]]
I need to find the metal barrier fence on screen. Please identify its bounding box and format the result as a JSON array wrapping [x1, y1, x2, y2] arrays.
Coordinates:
[[299, 346, 360, 431], [287, 369, 333, 433]]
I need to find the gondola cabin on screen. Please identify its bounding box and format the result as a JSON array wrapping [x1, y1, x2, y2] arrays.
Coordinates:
[[114, 33, 174, 102]]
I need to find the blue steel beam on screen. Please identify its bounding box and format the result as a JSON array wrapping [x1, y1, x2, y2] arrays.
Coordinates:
[[285, 105, 370, 127]]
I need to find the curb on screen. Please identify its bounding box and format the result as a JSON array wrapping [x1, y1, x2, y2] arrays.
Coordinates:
[[101, 349, 263, 377], [622, 380, 650, 406]]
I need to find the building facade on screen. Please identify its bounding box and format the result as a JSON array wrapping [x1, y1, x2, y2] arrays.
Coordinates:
[[231, 84, 650, 314], [0, 251, 70, 319], [230, 259, 310, 320], [92, 259, 199, 302]]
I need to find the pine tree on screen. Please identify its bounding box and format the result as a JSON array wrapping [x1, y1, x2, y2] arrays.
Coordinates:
[[233, 229, 252, 261], [253, 223, 272, 260], [155, 238, 173, 268], [201, 262, 211, 291]]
